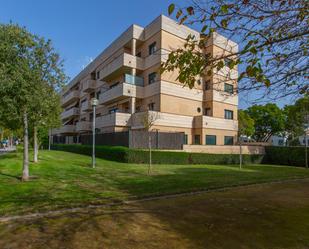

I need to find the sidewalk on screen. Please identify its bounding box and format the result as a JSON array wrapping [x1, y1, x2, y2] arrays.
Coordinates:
[[0, 146, 16, 155]]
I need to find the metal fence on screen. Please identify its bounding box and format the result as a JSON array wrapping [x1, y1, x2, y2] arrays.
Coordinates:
[[52, 130, 184, 150]]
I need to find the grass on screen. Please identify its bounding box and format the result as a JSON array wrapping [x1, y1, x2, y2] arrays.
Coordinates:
[[1, 149, 309, 216]]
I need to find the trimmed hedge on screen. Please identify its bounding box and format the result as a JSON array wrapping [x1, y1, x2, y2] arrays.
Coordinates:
[[264, 146, 309, 167], [50, 144, 264, 165]]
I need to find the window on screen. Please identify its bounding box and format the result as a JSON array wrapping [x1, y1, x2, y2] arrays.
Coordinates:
[[91, 72, 96, 80], [204, 80, 211, 90], [224, 57, 232, 65], [184, 134, 188, 145], [149, 42, 157, 55], [224, 83, 234, 94], [96, 71, 100, 80], [136, 106, 141, 112], [96, 113, 101, 118], [224, 136, 234, 145], [197, 107, 201, 113], [224, 110, 234, 120], [96, 90, 101, 99], [89, 113, 94, 121], [110, 82, 119, 89], [148, 72, 157, 84], [148, 102, 155, 111], [206, 135, 217, 145], [136, 51, 142, 57], [108, 107, 118, 114], [194, 135, 201, 145], [204, 108, 211, 116]]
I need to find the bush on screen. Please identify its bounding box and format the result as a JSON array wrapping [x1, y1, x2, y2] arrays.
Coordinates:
[[264, 146, 309, 167], [50, 144, 264, 165]]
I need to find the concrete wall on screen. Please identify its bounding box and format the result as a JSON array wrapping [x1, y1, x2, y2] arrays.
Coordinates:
[[183, 145, 265, 155]]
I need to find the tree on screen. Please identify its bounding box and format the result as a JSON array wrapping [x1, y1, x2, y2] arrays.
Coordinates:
[[0, 23, 65, 180], [238, 110, 255, 138], [246, 103, 285, 142], [238, 109, 255, 168], [164, 1, 308, 100], [141, 111, 160, 175], [285, 95, 309, 141]]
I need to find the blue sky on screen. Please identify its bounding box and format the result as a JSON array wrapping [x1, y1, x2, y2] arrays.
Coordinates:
[[0, 0, 291, 109]]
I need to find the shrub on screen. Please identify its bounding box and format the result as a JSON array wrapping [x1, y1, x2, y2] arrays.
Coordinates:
[[264, 146, 308, 167], [50, 144, 264, 165]]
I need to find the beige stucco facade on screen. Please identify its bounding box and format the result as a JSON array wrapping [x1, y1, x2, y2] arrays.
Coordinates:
[[53, 15, 239, 146]]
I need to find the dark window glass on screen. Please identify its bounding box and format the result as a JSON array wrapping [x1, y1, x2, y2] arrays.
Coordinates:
[[224, 110, 233, 120], [197, 107, 201, 113], [224, 83, 234, 94], [96, 91, 101, 99], [204, 108, 211, 116], [206, 135, 217, 145], [224, 136, 234, 145], [148, 103, 155, 111], [108, 108, 118, 114], [148, 72, 157, 84], [184, 134, 188, 144], [194, 135, 201, 145], [149, 42, 157, 55], [136, 52, 142, 57], [96, 71, 100, 80]]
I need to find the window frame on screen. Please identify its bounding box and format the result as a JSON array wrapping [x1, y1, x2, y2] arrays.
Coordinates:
[[148, 42, 157, 55], [148, 72, 157, 85], [224, 136, 234, 145], [206, 135, 217, 145], [224, 83, 234, 94], [224, 109, 234, 120]]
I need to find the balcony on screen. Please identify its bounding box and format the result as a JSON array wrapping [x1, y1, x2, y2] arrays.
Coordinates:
[[61, 90, 79, 107], [99, 76, 144, 105], [76, 121, 91, 132], [96, 112, 131, 128], [99, 53, 144, 81], [51, 125, 76, 135], [80, 100, 92, 112], [194, 115, 238, 131], [82, 79, 96, 93], [61, 107, 79, 120]]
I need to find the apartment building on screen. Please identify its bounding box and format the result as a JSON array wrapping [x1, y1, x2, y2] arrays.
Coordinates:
[[52, 15, 238, 146]]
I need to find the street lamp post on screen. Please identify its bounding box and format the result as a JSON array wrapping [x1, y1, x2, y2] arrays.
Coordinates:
[[91, 98, 98, 168]]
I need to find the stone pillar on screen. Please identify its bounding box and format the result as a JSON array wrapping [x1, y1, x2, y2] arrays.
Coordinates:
[[130, 97, 136, 114], [131, 38, 137, 76]]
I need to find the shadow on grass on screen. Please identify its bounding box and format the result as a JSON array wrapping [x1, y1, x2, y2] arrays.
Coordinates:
[[0, 172, 21, 180]]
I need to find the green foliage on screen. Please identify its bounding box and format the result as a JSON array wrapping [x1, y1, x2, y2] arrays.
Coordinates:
[[284, 95, 309, 140], [246, 103, 285, 142], [238, 110, 255, 137], [164, 1, 309, 98], [50, 144, 264, 165], [265, 146, 309, 167]]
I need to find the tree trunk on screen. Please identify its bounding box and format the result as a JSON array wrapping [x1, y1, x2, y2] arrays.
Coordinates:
[[33, 126, 38, 163], [22, 111, 29, 181], [148, 133, 152, 175], [48, 128, 51, 151], [239, 139, 242, 169]]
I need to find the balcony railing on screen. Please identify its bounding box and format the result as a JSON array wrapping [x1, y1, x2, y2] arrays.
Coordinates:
[[51, 125, 76, 135], [82, 79, 96, 92], [61, 107, 79, 120], [99, 80, 144, 105], [76, 121, 91, 132], [61, 90, 79, 106], [80, 100, 92, 112], [99, 53, 144, 80], [124, 74, 144, 87], [96, 112, 131, 128]]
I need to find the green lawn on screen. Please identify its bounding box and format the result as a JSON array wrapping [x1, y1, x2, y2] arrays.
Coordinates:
[[1, 149, 309, 216]]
